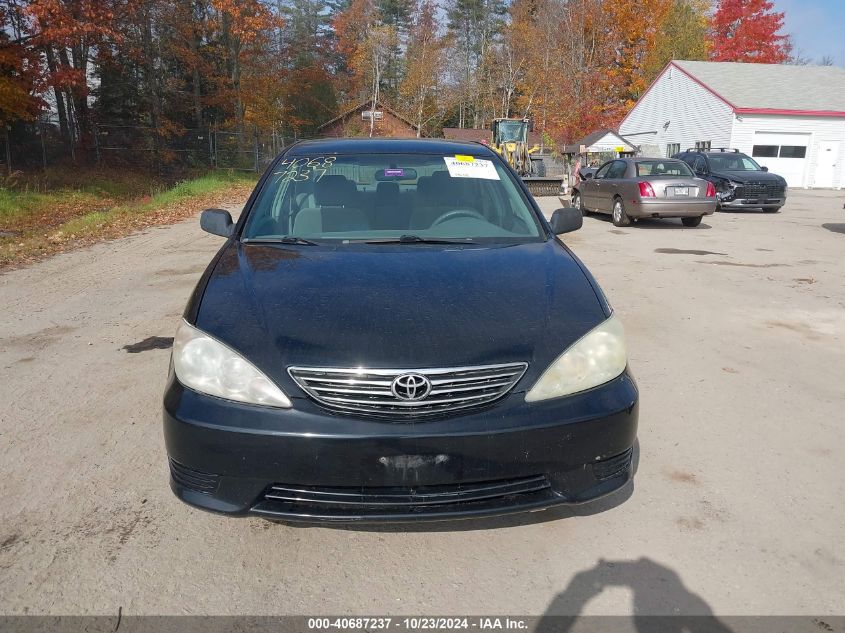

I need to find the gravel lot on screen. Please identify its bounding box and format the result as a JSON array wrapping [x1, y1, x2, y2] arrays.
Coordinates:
[[1, 189, 843, 617]]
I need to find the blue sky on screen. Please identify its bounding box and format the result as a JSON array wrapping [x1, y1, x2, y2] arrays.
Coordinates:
[[773, 0, 845, 66]]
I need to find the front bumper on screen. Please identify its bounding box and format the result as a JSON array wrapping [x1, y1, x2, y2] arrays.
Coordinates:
[[628, 198, 716, 218], [718, 196, 784, 210], [163, 372, 638, 522]]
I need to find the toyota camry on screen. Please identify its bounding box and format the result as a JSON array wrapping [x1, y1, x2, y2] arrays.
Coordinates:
[[163, 138, 638, 522]]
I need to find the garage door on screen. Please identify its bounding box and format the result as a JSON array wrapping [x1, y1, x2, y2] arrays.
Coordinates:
[[751, 132, 809, 187]]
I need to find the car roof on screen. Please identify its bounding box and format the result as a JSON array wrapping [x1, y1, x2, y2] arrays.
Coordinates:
[[284, 138, 497, 157]]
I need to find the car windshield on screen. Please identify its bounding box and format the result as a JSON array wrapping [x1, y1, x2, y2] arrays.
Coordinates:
[[242, 152, 544, 243], [636, 160, 693, 177], [707, 154, 762, 171]]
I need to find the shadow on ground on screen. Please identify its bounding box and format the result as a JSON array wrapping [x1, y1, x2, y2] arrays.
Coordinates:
[[821, 223, 845, 234], [535, 558, 734, 633], [585, 215, 713, 230]]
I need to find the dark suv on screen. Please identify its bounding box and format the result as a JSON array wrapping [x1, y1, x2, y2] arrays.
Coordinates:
[[673, 148, 787, 213]]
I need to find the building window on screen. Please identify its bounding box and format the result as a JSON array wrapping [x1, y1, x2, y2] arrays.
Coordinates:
[[695, 140, 711, 151], [753, 144, 807, 159], [753, 145, 779, 158], [666, 143, 680, 157], [779, 145, 807, 159]]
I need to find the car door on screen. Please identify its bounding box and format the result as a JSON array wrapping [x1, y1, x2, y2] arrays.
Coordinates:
[[596, 160, 628, 213], [584, 162, 612, 211]]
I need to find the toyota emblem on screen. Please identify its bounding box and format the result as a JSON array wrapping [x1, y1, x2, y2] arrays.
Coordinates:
[[391, 373, 432, 401]]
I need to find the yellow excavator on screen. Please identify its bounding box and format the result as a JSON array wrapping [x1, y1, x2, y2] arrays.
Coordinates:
[[490, 118, 562, 197]]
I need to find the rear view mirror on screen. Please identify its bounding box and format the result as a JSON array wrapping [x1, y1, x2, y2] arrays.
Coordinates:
[[376, 168, 418, 181], [200, 209, 234, 238], [550, 207, 583, 235]]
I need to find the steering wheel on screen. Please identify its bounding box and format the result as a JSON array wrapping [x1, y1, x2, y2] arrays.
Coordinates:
[[431, 208, 486, 226]]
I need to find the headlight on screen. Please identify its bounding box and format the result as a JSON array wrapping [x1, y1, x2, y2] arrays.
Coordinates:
[[172, 319, 291, 408], [525, 313, 627, 402]]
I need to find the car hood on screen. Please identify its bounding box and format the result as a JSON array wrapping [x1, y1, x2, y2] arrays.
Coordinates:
[[711, 170, 785, 184], [193, 240, 608, 396]]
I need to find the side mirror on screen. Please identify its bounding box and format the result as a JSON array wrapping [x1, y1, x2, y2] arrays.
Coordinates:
[[550, 207, 583, 235], [582, 172, 593, 180], [200, 208, 234, 238], [761, 166, 769, 172]]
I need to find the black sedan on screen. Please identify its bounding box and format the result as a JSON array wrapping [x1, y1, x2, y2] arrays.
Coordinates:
[[163, 138, 638, 522]]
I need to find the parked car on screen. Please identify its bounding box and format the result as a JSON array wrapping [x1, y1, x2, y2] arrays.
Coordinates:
[[673, 148, 787, 213], [571, 157, 717, 227], [163, 138, 638, 522]]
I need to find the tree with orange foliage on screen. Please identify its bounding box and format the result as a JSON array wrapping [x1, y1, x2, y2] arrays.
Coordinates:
[[332, 0, 378, 102], [207, 0, 283, 131], [0, 2, 44, 126], [645, 0, 709, 80], [599, 0, 673, 124], [709, 0, 791, 63], [27, 0, 119, 138]]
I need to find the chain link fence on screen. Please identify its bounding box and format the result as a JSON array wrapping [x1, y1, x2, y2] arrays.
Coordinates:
[[0, 118, 294, 177]]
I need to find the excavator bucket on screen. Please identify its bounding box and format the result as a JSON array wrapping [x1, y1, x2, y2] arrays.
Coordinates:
[[522, 177, 563, 197]]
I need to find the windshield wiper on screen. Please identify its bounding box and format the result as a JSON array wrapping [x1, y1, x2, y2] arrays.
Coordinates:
[[242, 236, 319, 245], [364, 234, 474, 244]]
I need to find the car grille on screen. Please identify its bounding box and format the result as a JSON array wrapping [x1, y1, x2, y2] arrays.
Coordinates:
[[252, 475, 553, 518], [738, 182, 785, 199], [288, 362, 528, 417]]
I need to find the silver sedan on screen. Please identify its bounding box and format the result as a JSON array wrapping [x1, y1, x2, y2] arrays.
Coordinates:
[[572, 158, 717, 227]]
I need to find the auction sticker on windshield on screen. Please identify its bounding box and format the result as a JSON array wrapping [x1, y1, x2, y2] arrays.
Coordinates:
[[444, 156, 500, 180]]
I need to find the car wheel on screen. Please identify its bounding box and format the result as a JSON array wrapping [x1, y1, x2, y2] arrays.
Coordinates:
[[611, 198, 631, 227], [681, 216, 703, 227], [572, 191, 586, 216]]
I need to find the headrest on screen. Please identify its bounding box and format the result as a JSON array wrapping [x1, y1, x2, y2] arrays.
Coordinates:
[[315, 175, 352, 207], [430, 171, 452, 186], [376, 181, 400, 198], [429, 171, 456, 203]]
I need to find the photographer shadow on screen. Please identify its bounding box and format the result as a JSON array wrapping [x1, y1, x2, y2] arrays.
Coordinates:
[[536, 558, 733, 633]]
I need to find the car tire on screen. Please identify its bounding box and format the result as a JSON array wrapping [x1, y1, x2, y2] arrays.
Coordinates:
[[611, 198, 631, 227], [681, 216, 703, 227], [572, 191, 586, 216]]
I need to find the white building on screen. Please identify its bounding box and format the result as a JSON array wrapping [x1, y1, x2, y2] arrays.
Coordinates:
[[619, 61, 845, 189]]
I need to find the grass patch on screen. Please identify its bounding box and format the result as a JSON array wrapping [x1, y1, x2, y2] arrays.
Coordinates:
[[1, 170, 256, 270], [142, 172, 251, 208], [0, 190, 113, 234]]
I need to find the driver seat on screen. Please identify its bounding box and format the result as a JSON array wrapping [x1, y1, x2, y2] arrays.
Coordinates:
[[410, 171, 467, 229]]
